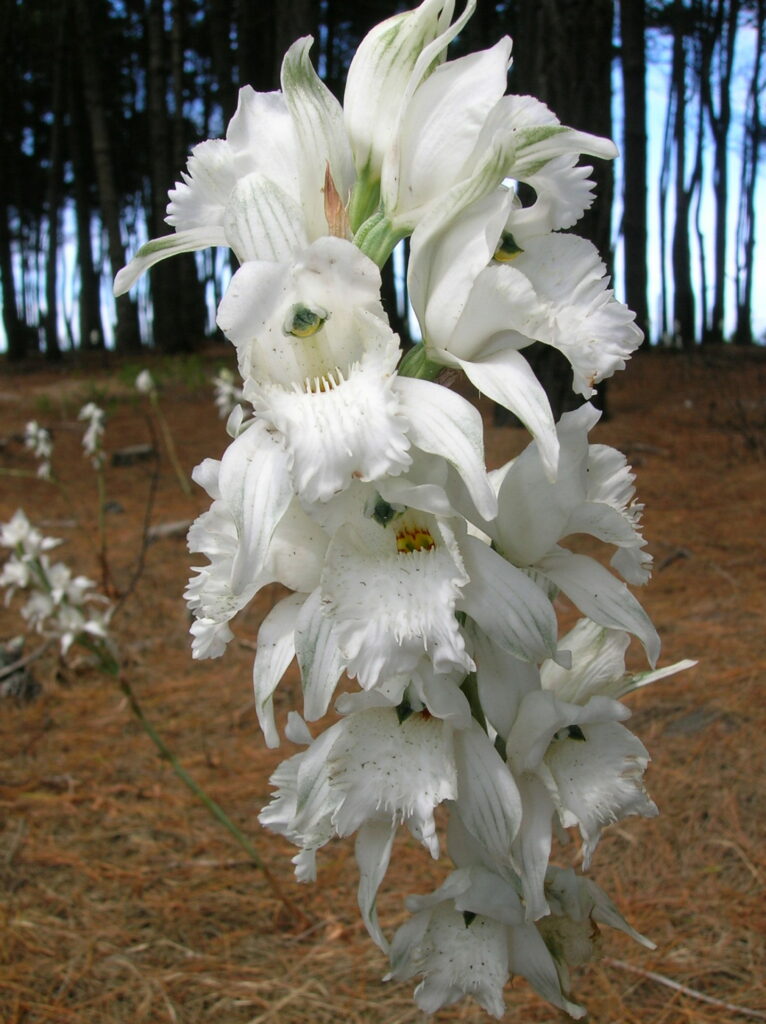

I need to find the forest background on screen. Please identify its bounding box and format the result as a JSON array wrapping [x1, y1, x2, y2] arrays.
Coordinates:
[[0, 0, 764, 369]]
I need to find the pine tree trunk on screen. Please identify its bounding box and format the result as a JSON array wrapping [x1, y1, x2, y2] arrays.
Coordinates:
[[619, 0, 649, 343], [73, 0, 142, 352]]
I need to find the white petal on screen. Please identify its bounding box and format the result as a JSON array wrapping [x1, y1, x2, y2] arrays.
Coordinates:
[[294, 588, 346, 722], [395, 376, 497, 520], [113, 227, 226, 295], [281, 38, 355, 238], [344, 0, 476, 180], [507, 919, 587, 1019], [469, 622, 541, 738], [545, 720, 657, 867], [223, 172, 308, 263], [322, 514, 472, 688], [460, 536, 558, 663], [383, 39, 511, 219], [252, 340, 412, 504], [513, 234, 643, 395], [452, 722, 523, 861], [252, 593, 305, 748], [355, 819, 396, 950], [454, 347, 559, 482], [539, 548, 660, 666]]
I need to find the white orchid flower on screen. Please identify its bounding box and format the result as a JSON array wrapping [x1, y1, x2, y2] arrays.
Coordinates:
[[506, 687, 657, 920], [408, 190, 642, 477], [260, 708, 521, 949], [387, 866, 587, 1019], [114, 38, 354, 295], [217, 234, 500, 511], [484, 403, 659, 664], [184, 419, 325, 660]]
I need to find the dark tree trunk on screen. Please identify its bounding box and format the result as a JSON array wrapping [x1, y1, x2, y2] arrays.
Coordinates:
[[68, 47, 104, 350], [671, 0, 696, 349], [73, 0, 142, 352], [701, 0, 740, 344], [507, 0, 614, 418], [734, 0, 764, 345], [619, 0, 649, 343], [43, 3, 68, 360]]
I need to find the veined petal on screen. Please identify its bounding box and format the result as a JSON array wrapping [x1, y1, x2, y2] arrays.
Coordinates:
[[113, 227, 225, 296], [460, 535, 558, 663], [294, 587, 346, 722], [356, 819, 396, 950], [344, 0, 475, 180], [394, 376, 497, 521], [223, 172, 309, 263], [383, 39, 512, 219], [468, 622, 540, 738], [453, 347, 559, 482], [408, 188, 512, 346], [539, 547, 660, 666], [507, 919, 587, 1019], [452, 721, 523, 861], [252, 593, 305, 748], [281, 37, 355, 238]]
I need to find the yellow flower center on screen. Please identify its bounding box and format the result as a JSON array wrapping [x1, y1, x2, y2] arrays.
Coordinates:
[[396, 525, 436, 554]]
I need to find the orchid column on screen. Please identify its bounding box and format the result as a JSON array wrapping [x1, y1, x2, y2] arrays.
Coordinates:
[[115, 2, 692, 1017]]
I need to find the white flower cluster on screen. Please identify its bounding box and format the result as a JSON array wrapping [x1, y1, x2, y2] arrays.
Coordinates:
[[0, 510, 111, 655], [115, 2, 692, 1016], [24, 420, 53, 479], [211, 367, 246, 419], [78, 402, 106, 468]]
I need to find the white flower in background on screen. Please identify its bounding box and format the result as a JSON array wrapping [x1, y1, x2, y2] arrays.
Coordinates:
[[212, 367, 245, 419], [0, 509, 60, 558], [135, 369, 156, 395], [0, 511, 112, 656], [24, 420, 53, 479], [78, 402, 106, 468], [408, 189, 642, 477]]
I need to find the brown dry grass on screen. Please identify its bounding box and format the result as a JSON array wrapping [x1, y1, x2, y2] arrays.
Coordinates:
[[0, 346, 765, 1024]]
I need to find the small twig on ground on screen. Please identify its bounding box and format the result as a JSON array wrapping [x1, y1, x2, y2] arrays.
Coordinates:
[[0, 638, 54, 681], [604, 957, 766, 1020]]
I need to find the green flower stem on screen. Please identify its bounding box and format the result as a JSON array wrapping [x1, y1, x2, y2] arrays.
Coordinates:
[[347, 169, 381, 234], [397, 342, 444, 381], [353, 211, 408, 268], [149, 391, 192, 497], [76, 634, 306, 924]]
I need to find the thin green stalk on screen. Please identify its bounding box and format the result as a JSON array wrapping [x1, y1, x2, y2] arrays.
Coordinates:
[[77, 634, 304, 923], [116, 671, 305, 921], [150, 392, 192, 497]]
